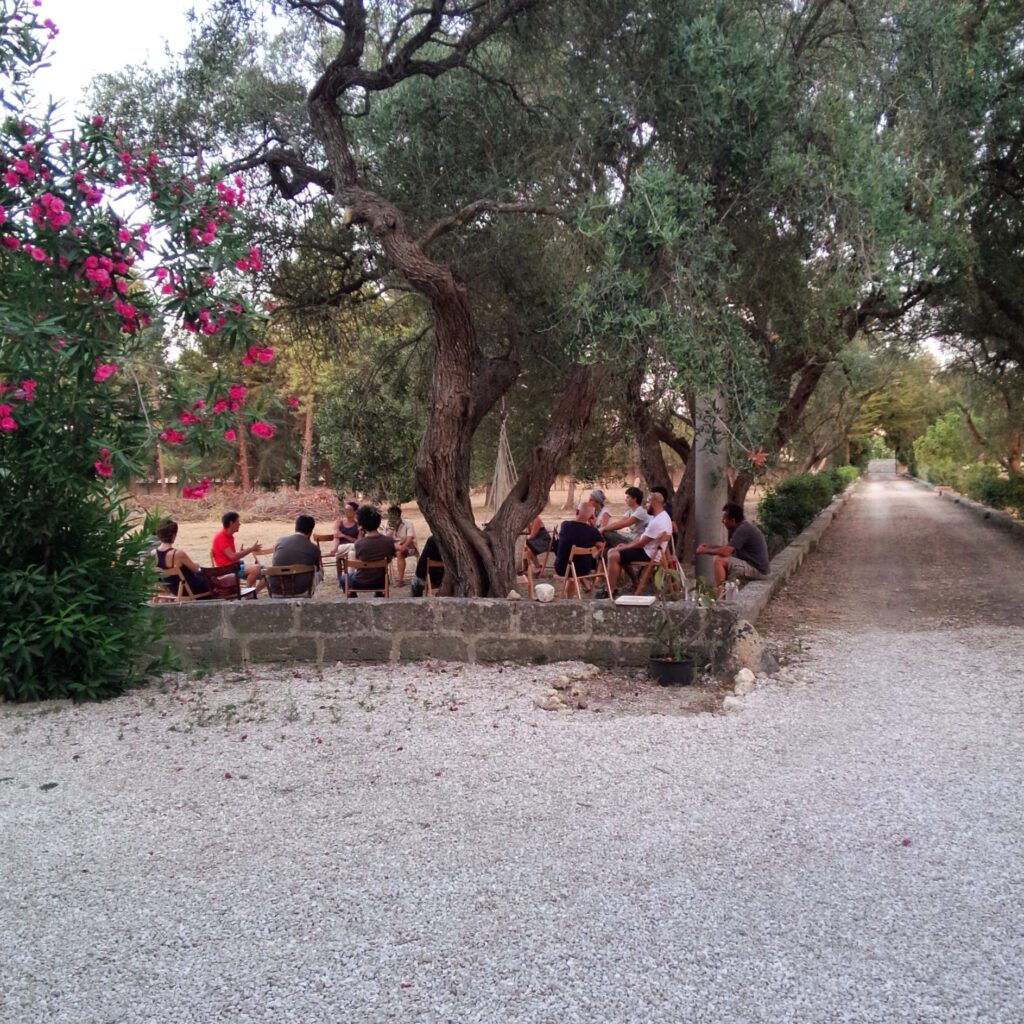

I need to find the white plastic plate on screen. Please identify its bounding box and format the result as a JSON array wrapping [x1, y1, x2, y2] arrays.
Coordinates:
[[614, 594, 656, 606]]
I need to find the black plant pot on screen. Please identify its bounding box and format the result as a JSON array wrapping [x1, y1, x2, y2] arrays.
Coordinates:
[[648, 655, 695, 686]]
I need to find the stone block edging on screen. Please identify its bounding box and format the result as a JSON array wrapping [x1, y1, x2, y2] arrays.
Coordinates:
[[905, 475, 1024, 542]]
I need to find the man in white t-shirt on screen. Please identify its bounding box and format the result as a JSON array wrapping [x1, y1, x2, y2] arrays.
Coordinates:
[[601, 491, 673, 596], [602, 486, 651, 547]]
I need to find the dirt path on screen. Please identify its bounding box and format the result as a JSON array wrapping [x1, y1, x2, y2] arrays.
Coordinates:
[[758, 462, 1024, 645]]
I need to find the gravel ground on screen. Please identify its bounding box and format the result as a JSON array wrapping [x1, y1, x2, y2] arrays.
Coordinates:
[[2, 467, 1022, 1023]]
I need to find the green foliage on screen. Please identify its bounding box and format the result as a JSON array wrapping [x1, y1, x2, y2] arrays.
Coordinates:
[[0, 0, 257, 700], [317, 366, 423, 503], [0, 505, 172, 701], [758, 468, 858, 544], [956, 466, 1024, 512], [913, 409, 974, 486]]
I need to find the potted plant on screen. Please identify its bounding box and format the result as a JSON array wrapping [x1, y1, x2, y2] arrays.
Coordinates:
[[648, 563, 695, 685]]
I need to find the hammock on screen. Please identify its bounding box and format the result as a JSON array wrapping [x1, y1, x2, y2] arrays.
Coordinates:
[[487, 408, 517, 513]]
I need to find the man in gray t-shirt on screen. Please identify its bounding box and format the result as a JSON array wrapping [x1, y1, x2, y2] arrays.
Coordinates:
[[271, 514, 322, 596], [602, 486, 651, 548], [697, 503, 769, 595]]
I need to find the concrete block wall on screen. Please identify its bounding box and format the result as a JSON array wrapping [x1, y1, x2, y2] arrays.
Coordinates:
[[152, 597, 738, 671]]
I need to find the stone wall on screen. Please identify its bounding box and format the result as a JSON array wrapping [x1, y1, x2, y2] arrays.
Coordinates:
[[153, 598, 738, 671]]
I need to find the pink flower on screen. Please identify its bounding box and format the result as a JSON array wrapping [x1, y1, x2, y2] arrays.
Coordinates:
[[94, 460, 113, 477], [1, 416, 18, 432], [91, 115, 104, 127], [211, 399, 229, 414], [241, 352, 254, 366], [223, 428, 236, 442], [182, 477, 211, 499], [256, 346, 274, 364], [0, 404, 10, 416], [177, 410, 201, 425], [19, 379, 35, 401], [249, 420, 276, 439], [227, 383, 246, 403], [159, 428, 185, 444], [93, 363, 118, 382], [193, 398, 204, 409], [286, 395, 300, 408], [0, 205, 5, 225], [2, 235, 18, 249]]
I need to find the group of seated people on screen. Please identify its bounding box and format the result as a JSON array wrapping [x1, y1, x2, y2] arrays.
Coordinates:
[[523, 485, 769, 597], [156, 487, 769, 601], [522, 486, 674, 597], [155, 504, 419, 600]]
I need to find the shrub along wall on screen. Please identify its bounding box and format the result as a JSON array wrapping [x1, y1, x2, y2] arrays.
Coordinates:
[[758, 466, 860, 555], [152, 599, 739, 671]]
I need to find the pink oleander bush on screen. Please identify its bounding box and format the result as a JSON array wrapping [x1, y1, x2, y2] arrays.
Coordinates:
[[0, 0, 266, 700]]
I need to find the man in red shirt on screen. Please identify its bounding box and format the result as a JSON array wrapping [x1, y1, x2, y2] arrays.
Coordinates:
[[211, 510, 263, 591]]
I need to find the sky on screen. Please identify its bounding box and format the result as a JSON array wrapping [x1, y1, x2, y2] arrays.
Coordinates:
[[32, 0, 205, 115]]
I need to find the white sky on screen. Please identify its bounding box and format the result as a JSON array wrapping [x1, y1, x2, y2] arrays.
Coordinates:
[[32, 0, 206, 115]]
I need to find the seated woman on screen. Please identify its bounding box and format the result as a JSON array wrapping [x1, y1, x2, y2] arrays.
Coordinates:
[[522, 514, 551, 572], [154, 518, 210, 597], [329, 500, 360, 560]]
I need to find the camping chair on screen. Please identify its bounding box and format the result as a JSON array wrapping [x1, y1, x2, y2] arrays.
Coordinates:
[[424, 559, 446, 597], [563, 545, 611, 600], [151, 564, 210, 603], [341, 557, 391, 598], [314, 532, 337, 576], [263, 564, 317, 599], [200, 566, 257, 600]]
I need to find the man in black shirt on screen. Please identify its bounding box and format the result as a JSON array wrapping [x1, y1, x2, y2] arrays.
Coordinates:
[[553, 500, 605, 579]]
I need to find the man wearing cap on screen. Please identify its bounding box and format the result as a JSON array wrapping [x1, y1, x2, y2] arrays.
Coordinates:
[[588, 488, 611, 531]]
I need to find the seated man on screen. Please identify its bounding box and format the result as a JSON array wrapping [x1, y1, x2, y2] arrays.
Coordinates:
[[270, 514, 322, 596], [553, 500, 605, 585], [602, 486, 650, 548], [341, 505, 395, 596], [697, 502, 769, 594], [384, 504, 418, 585], [602, 491, 673, 596], [410, 535, 444, 597], [210, 510, 265, 594]]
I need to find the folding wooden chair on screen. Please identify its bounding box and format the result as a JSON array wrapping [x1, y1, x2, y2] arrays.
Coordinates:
[[563, 545, 611, 600], [263, 564, 317, 598], [151, 564, 210, 603], [341, 557, 391, 598], [313, 532, 337, 576], [633, 537, 683, 598], [424, 559, 445, 597], [200, 566, 257, 600]]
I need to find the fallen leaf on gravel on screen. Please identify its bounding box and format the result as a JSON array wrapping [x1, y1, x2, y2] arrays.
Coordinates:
[[39, 782, 58, 791], [223, 771, 233, 780]]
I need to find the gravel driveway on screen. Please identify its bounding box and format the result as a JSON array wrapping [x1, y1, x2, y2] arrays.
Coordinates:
[[2, 466, 1022, 1023]]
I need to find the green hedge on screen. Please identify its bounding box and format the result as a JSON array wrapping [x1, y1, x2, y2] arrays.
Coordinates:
[[757, 466, 860, 548], [954, 465, 1024, 512]]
